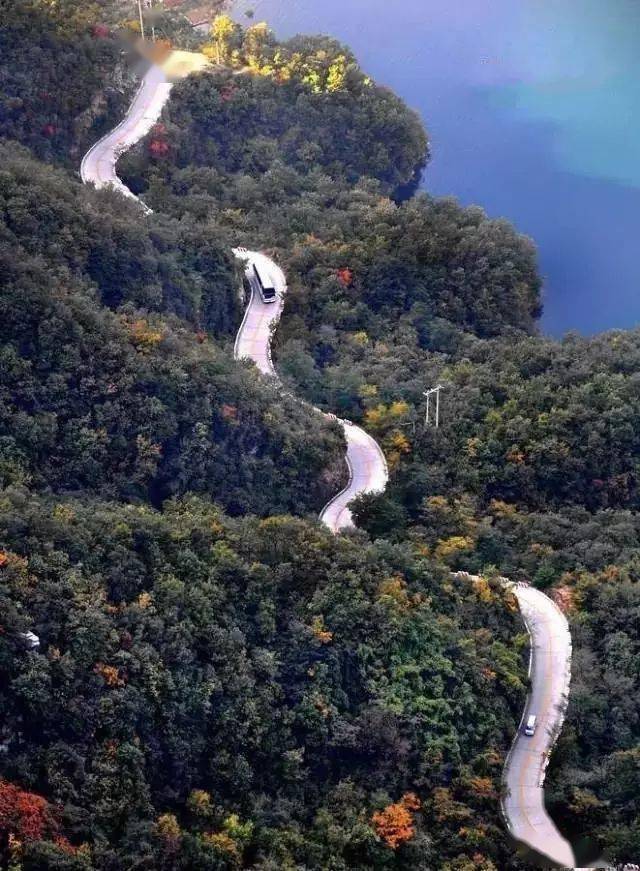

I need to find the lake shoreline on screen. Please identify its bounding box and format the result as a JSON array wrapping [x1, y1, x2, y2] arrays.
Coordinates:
[[227, 0, 640, 337]]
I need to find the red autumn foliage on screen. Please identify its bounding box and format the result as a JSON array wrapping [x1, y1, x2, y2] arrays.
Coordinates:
[[41, 124, 57, 138], [91, 24, 110, 38], [219, 84, 237, 102], [149, 138, 170, 158], [337, 267, 353, 287], [221, 404, 238, 421], [196, 330, 207, 344], [0, 780, 57, 842]]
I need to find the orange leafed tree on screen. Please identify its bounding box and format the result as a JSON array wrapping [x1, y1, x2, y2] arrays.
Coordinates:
[[372, 793, 421, 849], [94, 663, 125, 687], [337, 267, 353, 287]]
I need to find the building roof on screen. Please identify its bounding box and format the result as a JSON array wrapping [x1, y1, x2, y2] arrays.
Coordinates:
[[184, 6, 212, 26]]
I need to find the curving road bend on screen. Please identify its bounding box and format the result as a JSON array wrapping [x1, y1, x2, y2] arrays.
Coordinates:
[[80, 64, 173, 200], [454, 574, 575, 867], [81, 63, 575, 866], [318, 421, 388, 532], [505, 585, 575, 867], [232, 249, 285, 377], [232, 248, 389, 531]]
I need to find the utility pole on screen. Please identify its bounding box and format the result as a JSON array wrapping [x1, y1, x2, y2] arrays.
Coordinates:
[[142, 0, 157, 42], [147, 0, 156, 43], [424, 385, 444, 429], [137, 0, 146, 40]]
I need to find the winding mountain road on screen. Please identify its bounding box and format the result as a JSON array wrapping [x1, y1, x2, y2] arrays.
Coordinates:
[[81, 61, 576, 867], [504, 585, 574, 867], [232, 248, 388, 531], [80, 64, 172, 200]]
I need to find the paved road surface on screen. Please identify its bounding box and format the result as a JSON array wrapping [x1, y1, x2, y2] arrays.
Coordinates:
[[319, 421, 388, 532], [232, 249, 285, 377], [505, 585, 575, 867], [233, 249, 389, 531], [80, 65, 172, 201], [81, 63, 576, 868]]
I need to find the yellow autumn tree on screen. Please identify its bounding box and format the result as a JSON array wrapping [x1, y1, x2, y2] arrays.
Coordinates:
[[364, 401, 410, 434], [384, 429, 412, 470], [127, 318, 164, 351], [187, 789, 214, 818], [377, 575, 411, 611], [326, 55, 348, 91], [434, 536, 474, 562], [243, 22, 273, 70], [155, 813, 181, 843], [203, 831, 239, 860], [310, 616, 333, 644], [207, 15, 236, 66]]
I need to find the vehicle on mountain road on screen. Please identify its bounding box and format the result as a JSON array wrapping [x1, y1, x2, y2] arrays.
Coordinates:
[[253, 261, 277, 303]]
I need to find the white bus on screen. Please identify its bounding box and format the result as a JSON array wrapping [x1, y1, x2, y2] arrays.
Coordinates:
[[253, 262, 277, 303]]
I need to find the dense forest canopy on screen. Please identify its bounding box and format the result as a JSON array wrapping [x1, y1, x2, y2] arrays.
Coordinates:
[[123, 66, 539, 337], [0, 1, 136, 164], [121, 20, 640, 863], [0, 144, 346, 516], [161, 49, 428, 195], [0, 4, 637, 867], [546, 566, 640, 863], [0, 492, 526, 870]]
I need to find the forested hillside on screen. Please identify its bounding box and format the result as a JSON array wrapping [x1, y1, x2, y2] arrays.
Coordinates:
[[0, 7, 530, 869], [120, 18, 640, 866], [123, 68, 539, 336], [0, 1, 135, 164], [0, 3, 637, 868], [0, 145, 345, 516], [0, 492, 526, 870], [546, 567, 640, 863]]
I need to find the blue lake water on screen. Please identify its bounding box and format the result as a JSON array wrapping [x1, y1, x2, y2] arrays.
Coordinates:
[[229, 0, 640, 336]]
